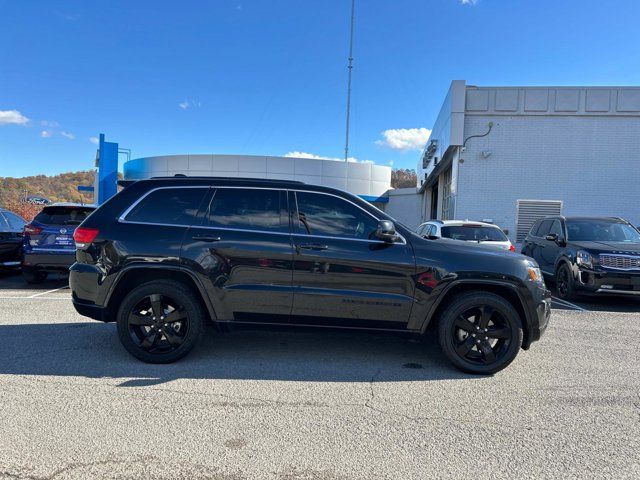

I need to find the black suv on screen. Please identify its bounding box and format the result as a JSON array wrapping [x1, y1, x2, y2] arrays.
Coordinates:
[[521, 216, 640, 300], [70, 177, 550, 374]]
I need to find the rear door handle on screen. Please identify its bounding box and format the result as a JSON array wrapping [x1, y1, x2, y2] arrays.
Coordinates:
[[192, 235, 221, 242], [296, 243, 329, 251]]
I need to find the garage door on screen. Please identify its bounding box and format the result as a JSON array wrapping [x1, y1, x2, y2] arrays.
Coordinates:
[[516, 200, 563, 242]]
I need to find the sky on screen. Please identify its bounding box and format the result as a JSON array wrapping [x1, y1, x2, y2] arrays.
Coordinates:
[[1, 0, 639, 177]]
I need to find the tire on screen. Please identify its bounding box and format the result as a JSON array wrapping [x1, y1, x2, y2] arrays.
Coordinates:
[[437, 291, 523, 375], [23, 269, 47, 284], [116, 280, 206, 363], [555, 263, 577, 301]]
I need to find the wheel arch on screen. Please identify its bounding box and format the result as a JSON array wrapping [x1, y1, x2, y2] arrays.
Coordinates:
[[104, 266, 217, 323], [422, 280, 532, 348]]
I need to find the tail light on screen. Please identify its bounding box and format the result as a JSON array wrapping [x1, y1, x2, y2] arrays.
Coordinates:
[[73, 227, 99, 248], [509, 245, 516, 252], [23, 224, 42, 235]]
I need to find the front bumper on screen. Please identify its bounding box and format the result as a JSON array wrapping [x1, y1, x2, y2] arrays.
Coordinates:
[[575, 268, 640, 296], [523, 284, 551, 349], [22, 251, 75, 271]]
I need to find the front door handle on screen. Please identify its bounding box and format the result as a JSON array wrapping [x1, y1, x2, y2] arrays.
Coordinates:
[[295, 243, 329, 252], [192, 235, 221, 242]]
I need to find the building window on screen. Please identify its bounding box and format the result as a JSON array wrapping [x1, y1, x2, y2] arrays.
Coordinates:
[[441, 168, 453, 220]]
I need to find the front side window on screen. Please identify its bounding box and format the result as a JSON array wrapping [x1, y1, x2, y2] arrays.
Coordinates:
[[295, 191, 378, 240], [536, 220, 554, 237], [207, 188, 285, 232], [549, 220, 563, 237], [125, 188, 208, 226]]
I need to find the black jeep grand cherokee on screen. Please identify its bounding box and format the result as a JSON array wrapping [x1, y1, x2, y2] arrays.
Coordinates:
[[70, 177, 550, 374]]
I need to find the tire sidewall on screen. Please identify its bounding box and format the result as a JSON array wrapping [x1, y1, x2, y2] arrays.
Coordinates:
[[116, 280, 205, 363], [438, 292, 523, 375], [556, 263, 575, 300]]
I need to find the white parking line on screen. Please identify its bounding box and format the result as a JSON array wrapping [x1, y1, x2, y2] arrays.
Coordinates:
[[551, 296, 588, 312], [0, 296, 69, 300], [28, 286, 69, 298]]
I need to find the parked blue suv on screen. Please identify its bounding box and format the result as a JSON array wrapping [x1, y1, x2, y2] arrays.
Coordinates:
[[22, 203, 96, 283]]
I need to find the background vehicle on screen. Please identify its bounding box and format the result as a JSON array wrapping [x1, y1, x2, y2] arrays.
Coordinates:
[[70, 177, 549, 374], [416, 220, 515, 252], [521, 216, 640, 300], [0, 208, 26, 270], [22, 203, 96, 283]]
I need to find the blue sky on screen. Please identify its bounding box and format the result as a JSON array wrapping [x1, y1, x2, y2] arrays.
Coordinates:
[[1, 0, 639, 177]]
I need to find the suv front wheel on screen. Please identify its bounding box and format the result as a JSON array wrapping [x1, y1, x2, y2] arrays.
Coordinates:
[[438, 291, 523, 375], [116, 280, 206, 363]]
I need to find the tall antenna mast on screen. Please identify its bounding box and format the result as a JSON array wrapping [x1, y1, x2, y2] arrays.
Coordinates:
[[344, 0, 355, 162]]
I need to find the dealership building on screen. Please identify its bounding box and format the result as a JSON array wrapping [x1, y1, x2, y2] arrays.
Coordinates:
[[383, 81, 640, 242], [95, 80, 639, 243]]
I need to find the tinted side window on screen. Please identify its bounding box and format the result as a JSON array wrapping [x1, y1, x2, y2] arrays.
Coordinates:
[[549, 220, 562, 237], [295, 191, 378, 240], [125, 188, 208, 226], [207, 188, 285, 232], [536, 220, 554, 237], [529, 220, 542, 237]]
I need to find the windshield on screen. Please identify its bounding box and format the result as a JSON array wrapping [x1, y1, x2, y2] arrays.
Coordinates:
[[566, 220, 640, 243], [34, 206, 95, 225], [441, 225, 508, 242]]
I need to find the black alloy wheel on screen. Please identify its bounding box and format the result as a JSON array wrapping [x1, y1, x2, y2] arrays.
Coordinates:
[[127, 293, 189, 354], [117, 280, 205, 363], [556, 264, 576, 301], [438, 291, 523, 374]]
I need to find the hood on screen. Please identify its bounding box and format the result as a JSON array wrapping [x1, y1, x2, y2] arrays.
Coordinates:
[[570, 241, 640, 255]]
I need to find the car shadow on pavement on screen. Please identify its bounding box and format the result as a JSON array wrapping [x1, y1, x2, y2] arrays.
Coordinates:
[[0, 322, 475, 385], [548, 284, 640, 313], [0, 270, 69, 290]]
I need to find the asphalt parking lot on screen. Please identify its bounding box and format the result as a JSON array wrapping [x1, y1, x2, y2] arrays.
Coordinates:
[[0, 271, 638, 479]]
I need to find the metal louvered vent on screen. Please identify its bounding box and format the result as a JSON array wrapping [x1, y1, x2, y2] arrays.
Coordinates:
[[516, 200, 563, 242]]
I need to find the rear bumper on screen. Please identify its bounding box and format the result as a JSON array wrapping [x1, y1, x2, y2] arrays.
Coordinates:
[[70, 262, 111, 322], [575, 268, 640, 296], [22, 251, 75, 271]]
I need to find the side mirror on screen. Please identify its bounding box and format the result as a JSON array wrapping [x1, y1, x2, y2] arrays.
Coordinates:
[[545, 233, 558, 242], [375, 220, 400, 243]]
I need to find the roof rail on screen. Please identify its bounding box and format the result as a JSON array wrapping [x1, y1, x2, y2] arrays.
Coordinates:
[[148, 175, 305, 184]]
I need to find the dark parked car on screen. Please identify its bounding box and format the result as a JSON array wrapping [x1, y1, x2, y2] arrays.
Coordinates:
[[70, 177, 550, 374], [521, 216, 640, 300], [0, 208, 26, 269], [22, 203, 96, 283]]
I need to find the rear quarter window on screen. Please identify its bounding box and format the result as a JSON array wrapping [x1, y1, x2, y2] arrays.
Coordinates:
[[124, 188, 208, 226]]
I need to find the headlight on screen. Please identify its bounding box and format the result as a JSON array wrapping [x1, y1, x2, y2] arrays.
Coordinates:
[[525, 261, 544, 284], [576, 250, 593, 268]]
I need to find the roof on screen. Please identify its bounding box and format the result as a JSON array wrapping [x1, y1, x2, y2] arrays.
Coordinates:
[[562, 216, 629, 223]]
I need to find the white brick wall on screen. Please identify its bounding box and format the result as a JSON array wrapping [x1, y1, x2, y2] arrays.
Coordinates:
[[456, 115, 640, 242]]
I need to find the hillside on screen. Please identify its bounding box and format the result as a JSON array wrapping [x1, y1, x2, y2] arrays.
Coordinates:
[[0, 171, 96, 220]]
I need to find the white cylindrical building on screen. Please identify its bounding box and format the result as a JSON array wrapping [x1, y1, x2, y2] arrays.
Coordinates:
[[123, 154, 392, 202]]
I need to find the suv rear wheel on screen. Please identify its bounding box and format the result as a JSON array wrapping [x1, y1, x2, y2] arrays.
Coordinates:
[[22, 268, 48, 284], [438, 291, 523, 375], [116, 280, 205, 363]]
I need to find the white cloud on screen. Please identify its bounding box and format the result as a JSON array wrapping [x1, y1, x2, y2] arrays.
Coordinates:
[[89, 136, 99, 145], [61, 131, 75, 140], [40, 120, 60, 128], [460, 0, 479, 5], [179, 99, 202, 110], [284, 151, 374, 164], [40, 130, 53, 138], [0, 110, 29, 126], [375, 127, 431, 151]]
